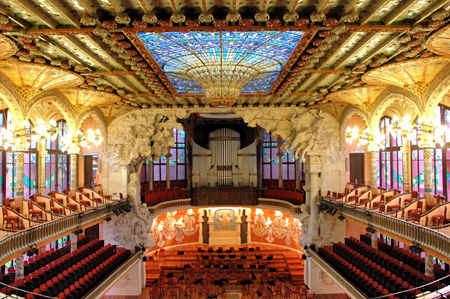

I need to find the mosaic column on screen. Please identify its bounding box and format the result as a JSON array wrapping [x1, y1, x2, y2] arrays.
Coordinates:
[[424, 148, 433, 204], [371, 232, 378, 249], [295, 158, 300, 190], [424, 253, 435, 279], [14, 151, 25, 212], [304, 154, 321, 238], [166, 153, 172, 189], [370, 151, 378, 194], [149, 158, 153, 191], [15, 256, 24, 282], [70, 154, 78, 196], [277, 151, 284, 188], [38, 150, 47, 196], [402, 143, 411, 192], [70, 233, 78, 252]]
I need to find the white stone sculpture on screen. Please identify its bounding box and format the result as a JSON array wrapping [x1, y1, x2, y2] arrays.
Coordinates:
[[104, 109, 189, 250]]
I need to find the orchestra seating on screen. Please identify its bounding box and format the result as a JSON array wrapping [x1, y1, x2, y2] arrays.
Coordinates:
[[0, 236, 131, 299]]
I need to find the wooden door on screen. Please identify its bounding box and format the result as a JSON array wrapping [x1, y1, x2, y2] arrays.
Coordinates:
[[349, 153, 364, 185], [84, 155, 93, 188]]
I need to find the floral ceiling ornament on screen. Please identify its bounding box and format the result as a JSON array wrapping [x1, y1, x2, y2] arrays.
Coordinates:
[[0, 14, 9, 24], [340, 11, 359, 23], [283, 11, 299, 23], [255, 11, 270, 22], [310, 11, 326, 23], [226, 11, 241, 23], [80, 12, 97, 26], [116, 12, 131, 24], [143, 13, 158, 24], [171, 12, 186, 24], [199, 11, 214, 23]]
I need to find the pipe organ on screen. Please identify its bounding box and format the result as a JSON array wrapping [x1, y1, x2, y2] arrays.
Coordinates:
[[192, 128, 257, 187]]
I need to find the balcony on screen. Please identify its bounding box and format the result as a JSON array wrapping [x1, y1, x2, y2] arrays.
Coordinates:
[[0, 197, 129, 265]]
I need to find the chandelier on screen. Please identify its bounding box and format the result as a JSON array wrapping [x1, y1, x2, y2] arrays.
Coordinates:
[[1, 119, 59, 150], [61, 129, 103, 153], [188, 63, 259, 107], [389, 115, 448, 147], [345, 126, 386, 150]]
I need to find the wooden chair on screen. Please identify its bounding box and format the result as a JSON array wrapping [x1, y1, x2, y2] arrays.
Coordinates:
[[28, 202, 43, 221], [2, 207, 19, 230], [4, 198, 20, 213]]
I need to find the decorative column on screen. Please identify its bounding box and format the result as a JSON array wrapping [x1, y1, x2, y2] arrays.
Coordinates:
[[424, 148, 434, 203], [184, 124, 193, 190], [38, 149, 47, 196], [424, 253, 435, 279], [13, 140, 27, 212], [166, 153, 172, 189], [70, 154, 78, 196], [256, 127, 263, 190], [402, 142, 411, 192], [295, 158, 300, 190], [371, 232, 378, 249], [277, 138, 283, 188], [149, 158, 153, 191], [70, 233, 78, 252], [15, 256, 24, 282], [304, 153, 321, 238], [370, 151, 378, 194]]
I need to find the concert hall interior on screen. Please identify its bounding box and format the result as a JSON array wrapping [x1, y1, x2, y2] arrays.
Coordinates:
[[1, 0, 450, 298]]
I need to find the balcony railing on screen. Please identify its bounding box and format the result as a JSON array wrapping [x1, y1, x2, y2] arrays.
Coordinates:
[[308, 249, 368, 299], [0, 199, 129, 265], [83, 251, 141, 299], [192, 187, 258, 206], [322, 198, 450, 261]]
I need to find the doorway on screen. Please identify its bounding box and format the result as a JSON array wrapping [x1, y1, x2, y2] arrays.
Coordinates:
[[349, 153, 365, 185]]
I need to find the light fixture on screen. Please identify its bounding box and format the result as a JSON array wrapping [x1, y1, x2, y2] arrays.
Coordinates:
[[345, 126, 386, 150], [61, 128, 103, 153], [366, 225, 376, 234], [1, 119, 59, 150], [389, 115, 448, 147]]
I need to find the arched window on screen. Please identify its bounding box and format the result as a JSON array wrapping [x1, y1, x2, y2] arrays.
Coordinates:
[[152, 128, 186, 183], [377, 116, 404, 192], [45, 119, 70, 194], [262, 130, 279, 180]]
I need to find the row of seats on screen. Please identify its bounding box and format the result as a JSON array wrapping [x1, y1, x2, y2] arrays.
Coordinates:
[[262, 180, 299, 189], [335, 241, 427, 291], [141, 180, 188, 193], [144, 189, 186, 206], [263, 188, 304, 205], [320, 246, 418, 299], [0, 236, 88, 284], [346, 237, 426, 275]]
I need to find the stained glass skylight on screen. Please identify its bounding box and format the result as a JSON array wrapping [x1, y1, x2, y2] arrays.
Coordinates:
[[137, 31, 304, 95]]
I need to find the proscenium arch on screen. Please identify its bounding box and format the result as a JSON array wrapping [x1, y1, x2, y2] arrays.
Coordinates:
[[0, 72, 24, 124], [425, 64, 450, 115], [25, 89, 77, 136], [78, 107, 108, 144], [369, 86, 422, 132]]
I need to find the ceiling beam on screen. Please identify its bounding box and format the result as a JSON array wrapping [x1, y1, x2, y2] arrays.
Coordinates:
[[75, 0, 95, 14], [63, 36, 112, 71], [16, 0, 58, 29], [305, 32, 378, 92], [96, 71, 137, 76], [0, 4, 32, 28], [41, 36, 89, 67], [103, 77, 139, 94], [137, 0, 149, 12], [106, 0, 122, 13], [307, 69, 348, 74], [316, 0, 331, 13], [415, 0, 450, 24], [359, 0, 390, 25], [383, 0, 418, 25], [45, 0, 81, 28], [344, 0, 361, 14]]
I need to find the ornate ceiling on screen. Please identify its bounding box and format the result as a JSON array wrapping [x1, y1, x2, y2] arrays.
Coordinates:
[[0, 0, 448, 122]]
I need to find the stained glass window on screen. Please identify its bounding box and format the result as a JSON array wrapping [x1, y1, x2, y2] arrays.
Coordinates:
[[262, 130, 279, 180], [6, 152, 14, 199], [137, 31, 304, 94], [153, 128, 186, 183], [412, 149, 425, 197], [169, 128, 186, 181], [24, 153, 37, 200]]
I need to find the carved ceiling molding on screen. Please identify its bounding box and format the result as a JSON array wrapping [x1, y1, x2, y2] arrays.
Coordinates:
[[0, 34, 17, 59], [426, 24, 450, 55], [25, 89, 78, 135], [0, 72, 24, 124], [425, 66, 450, 116]]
